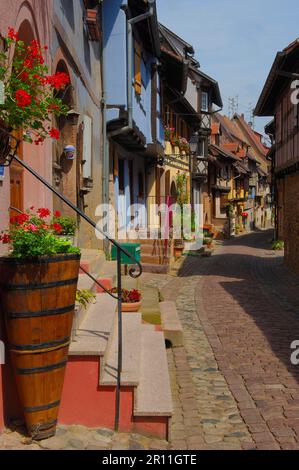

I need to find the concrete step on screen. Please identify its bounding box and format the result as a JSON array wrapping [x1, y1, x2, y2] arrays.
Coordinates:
[[100, 312, 142, 386], [140, 285, 161, 325], [141, 263, 170, 275], [134, 329, 173, 417], [160, 301, 184, 348], [77, 273, 97, 292], [69, 294, 117, 357], [80, 249, 106, 274], [141, 255, 171, 266]]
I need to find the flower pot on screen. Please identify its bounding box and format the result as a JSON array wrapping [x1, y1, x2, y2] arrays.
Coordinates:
[[0, 253, 80, 440], [122, 301, 141, 313], [174, 245, 184, 259]]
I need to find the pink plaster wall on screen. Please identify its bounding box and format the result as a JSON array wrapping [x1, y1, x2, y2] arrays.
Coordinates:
[[0, 0, 53, 238]]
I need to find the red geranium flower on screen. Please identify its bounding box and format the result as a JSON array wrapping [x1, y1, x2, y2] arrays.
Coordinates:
[[15, 89, 32, 107], [34, 137, 45, 146], [46, 72, 70, 90], [48, 103, 61, 112], [52, 223, 62, 233], [49, 128, 60, 140], [0, 233, 11, 244], [25, 224, 38, 232], [37, 208, 51, 218], [10, 213, 29, 225], [23, 58, 34, 69], [54, 211, 61, 218], [8, 27, 19, 41]]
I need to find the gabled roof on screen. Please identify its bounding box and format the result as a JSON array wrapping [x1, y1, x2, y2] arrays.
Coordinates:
[[159, 23, 198, 66], [255, 38, 299, 116], [189, 66, 223, 108], [232, 114, 269, 158], [213, 114, 246, 144], [209, 144, 240, 161], [159, 23, 222, 108]]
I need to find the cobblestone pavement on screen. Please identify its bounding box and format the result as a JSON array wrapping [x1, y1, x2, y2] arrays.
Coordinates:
[[0, 424, 170, 450], [164, 230, 299, 450]]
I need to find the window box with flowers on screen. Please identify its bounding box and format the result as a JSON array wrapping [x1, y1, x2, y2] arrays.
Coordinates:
[[0, 28, 70, 165], [110, 288, 142, 312], [0, 207, 80, 440]]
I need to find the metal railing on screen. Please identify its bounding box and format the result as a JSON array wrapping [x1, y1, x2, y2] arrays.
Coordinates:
[[8, 153, 142, 432]]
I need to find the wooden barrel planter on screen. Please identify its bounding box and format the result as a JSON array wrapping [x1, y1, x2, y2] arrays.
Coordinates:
[[0, 253, 80, 440]]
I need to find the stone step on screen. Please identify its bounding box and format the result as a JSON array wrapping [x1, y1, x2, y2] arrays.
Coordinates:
[[69, 294, 117, 357], [141, 244, 170, 256], [141, 255, 171, 266], [160, 301, 184, 348], [100, 312, 142, 386], [140, 286, 161, 325], [134, 329, 173, 417], [141, 263, 170, 275]]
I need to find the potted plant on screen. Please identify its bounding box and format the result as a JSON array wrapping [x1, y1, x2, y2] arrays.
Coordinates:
[[0, 28, 69, 164], [0, 207, 81, 440], [110, 288, 142, 313], [52, 211, 77, 244]]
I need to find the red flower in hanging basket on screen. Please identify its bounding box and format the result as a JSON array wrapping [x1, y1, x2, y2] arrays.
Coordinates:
[[15, 89, 32, 108], [0, 28, 69, 147], [49, 128, 60, 140], [241, 212, 249, 218]]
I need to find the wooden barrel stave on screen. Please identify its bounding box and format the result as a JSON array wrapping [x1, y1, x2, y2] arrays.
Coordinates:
[[0, 254, 80, 440]]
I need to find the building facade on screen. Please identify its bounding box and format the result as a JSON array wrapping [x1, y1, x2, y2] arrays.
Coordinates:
[[0, 0, 53, 253], [52, 0, 103, 248], [255, 38, 299, 273]]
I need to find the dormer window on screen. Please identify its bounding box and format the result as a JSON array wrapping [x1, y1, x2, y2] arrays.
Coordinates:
[[201, 91, 209, 113]]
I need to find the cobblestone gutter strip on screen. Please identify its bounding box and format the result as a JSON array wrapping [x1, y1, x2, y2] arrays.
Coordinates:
[[174, 273, 253, 450], [0, 424, 170, 450]]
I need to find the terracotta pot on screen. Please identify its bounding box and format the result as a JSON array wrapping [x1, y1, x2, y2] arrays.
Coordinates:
[[0, 253, 80, 440], [122, 301, 141, 313], [174, 246, 184, 258]]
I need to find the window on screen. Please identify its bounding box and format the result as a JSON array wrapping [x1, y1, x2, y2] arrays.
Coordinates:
[[134, 40, 142, 95], [198, 139, 206, 157], [201, 91, 209, 112]]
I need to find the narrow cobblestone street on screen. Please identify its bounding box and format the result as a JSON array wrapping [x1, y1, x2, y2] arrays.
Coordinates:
[[163, 230, 299, 450], [2, 230, 299, 451]]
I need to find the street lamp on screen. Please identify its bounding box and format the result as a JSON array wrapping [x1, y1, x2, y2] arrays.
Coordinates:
[[189, 133, 199, 155]]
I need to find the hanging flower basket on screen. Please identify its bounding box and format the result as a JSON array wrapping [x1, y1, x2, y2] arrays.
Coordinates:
[[0, 208, 81, 440], [0, 27, 69, 156]]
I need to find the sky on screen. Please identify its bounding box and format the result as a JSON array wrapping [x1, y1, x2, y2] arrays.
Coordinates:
[[156, 0, 299, 136]]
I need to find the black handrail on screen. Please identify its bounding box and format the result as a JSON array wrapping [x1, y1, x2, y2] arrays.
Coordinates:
[[10, 154, 142, 431]]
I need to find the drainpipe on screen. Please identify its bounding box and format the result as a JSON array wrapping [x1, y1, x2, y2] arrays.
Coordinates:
[[99, 0, 109, 253]]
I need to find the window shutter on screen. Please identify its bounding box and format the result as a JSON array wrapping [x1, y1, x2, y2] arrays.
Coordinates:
[[134, 40, 142, 95], [83, 115, 92, 179]]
